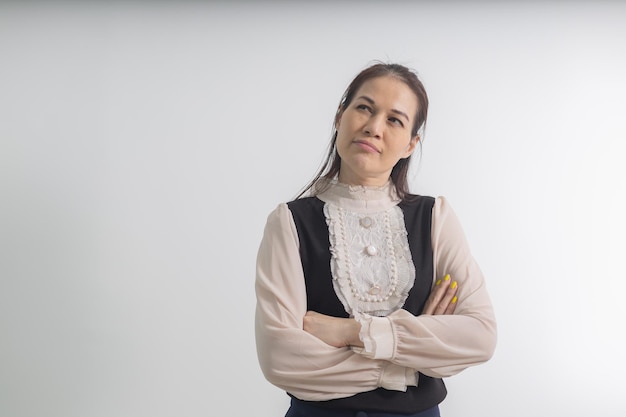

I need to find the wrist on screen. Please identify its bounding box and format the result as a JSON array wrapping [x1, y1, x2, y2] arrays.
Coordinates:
[[346, 318, 364, 348]]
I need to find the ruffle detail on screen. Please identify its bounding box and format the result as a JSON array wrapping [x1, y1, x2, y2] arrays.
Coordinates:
[[353, 312, 375, 356], [325, 201, 416, 317]]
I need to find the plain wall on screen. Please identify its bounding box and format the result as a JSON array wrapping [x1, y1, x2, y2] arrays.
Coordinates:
[[1, 1, 625, 416]]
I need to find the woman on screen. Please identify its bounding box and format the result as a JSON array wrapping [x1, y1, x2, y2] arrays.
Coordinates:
[[255, 62, 496, 417]]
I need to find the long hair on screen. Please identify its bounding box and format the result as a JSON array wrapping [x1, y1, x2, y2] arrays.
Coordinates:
[[296, 62, 429, 200]]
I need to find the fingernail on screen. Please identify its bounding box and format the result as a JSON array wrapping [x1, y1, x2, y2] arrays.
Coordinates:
[[451, 296, 458, 304], [435, 279, 442, 286], [451, 281, 457, 289], [444, 274, 451, 281]]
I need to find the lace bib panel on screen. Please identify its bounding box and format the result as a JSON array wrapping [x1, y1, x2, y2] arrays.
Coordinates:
[[324, 203, 416, 317]]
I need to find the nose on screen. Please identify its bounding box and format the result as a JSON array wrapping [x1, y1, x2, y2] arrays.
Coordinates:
[[363, 115, 384, 138]]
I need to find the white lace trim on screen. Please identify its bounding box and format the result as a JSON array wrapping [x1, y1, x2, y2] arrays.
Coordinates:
[[353, 312, 375, 355], [325, 202, 416, 317]]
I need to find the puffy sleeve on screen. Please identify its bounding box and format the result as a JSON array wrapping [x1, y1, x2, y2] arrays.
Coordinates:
[[353, 196, 497, 378], [255, 203, 415, 400]]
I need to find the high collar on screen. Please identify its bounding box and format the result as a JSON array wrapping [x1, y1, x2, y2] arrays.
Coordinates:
[[316, 179, 400, 213]]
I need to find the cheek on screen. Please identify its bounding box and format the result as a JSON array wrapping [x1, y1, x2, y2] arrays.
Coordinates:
[[335, 125, 351, 148], [388, 139, 413, 159], [336, 136, 349, 159]]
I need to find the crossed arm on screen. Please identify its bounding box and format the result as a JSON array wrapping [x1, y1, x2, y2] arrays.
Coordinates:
[[302, 275, 459, 349], [255, 198, 496, 401]]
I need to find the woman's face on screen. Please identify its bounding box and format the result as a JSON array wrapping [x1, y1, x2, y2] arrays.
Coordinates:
[[335, 76, 419, 186]]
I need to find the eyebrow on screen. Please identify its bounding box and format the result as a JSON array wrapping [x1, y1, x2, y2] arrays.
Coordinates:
[[356, 95, 410, 122]]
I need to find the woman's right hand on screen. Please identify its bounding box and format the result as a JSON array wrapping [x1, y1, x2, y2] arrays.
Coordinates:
[[421, 274, 458, 315]]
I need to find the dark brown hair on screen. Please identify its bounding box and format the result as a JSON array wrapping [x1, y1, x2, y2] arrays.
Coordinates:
[[296, 62, 429, 200]]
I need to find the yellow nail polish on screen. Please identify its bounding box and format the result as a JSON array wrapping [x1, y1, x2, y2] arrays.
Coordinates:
[[451, 296, 458, 304], [444, 274, 451, 281], [435, 279, 442, 286], [451, 281, 457, 289]]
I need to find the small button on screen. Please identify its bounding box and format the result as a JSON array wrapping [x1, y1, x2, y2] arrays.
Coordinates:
[[359, 216, 373, 228], [365, 245, 378, 256], [368, 285, 381, 295]]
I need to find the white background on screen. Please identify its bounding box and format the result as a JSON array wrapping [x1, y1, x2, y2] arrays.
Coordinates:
[[1, 1, 625, 416]]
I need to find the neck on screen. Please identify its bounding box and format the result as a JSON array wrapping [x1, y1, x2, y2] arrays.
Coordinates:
[[338, 170, 391, 188]]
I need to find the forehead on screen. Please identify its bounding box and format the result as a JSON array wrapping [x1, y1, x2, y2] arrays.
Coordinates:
[[353, 76, 419, 115]]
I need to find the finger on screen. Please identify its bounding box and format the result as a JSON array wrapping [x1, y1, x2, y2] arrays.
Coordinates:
[[422, 277, 446, 314], [423, 274, 452, 315], [435, 280, 458, 315], [444, 294, 458, 315]]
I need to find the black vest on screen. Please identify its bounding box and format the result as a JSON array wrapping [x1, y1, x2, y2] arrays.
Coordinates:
[[286, 195, 446, 414]]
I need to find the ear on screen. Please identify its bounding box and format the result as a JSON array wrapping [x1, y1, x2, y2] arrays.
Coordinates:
[[402, 135, 420, 158]]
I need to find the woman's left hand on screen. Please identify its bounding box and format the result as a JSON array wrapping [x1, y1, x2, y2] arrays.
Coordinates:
[[421, 274, 458, 315], [303, 311, 363, 348]]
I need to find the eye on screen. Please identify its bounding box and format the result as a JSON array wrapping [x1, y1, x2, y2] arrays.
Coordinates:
[[356, 104, 372, 112], [388, 117, 404, 127]]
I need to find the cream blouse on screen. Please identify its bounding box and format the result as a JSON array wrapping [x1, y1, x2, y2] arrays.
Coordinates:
[[255, 183, 497, 401]]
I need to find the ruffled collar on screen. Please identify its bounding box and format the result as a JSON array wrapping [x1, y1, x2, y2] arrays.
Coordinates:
[[316, 179, 400, 213]]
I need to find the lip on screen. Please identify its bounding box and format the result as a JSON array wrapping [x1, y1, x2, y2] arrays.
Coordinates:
[[353, 139, 381, 153]]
